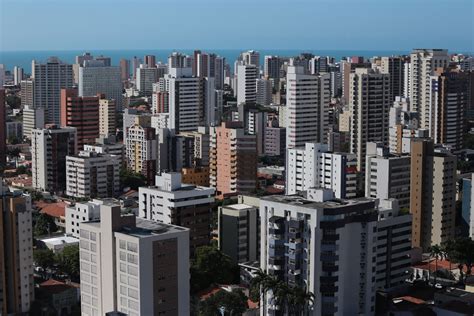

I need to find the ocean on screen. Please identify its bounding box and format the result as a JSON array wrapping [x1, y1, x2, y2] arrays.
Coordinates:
[[0, 49, 411, 73]]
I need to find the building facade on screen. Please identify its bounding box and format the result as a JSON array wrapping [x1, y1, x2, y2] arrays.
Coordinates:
[[138, 173, 214, 254], [66, 151, 120, 199], [31, 125, 77, 193], [79, 202, 190, 316]]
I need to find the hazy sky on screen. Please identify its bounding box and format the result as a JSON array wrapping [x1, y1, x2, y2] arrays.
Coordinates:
[[1, 0, 473, 51]]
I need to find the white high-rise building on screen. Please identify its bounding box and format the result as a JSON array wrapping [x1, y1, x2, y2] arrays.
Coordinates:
[[31, 125, 77, 193], [79, 201, 190, 316], [13, 66, 24, 85], [32, 57, 74, 124], [237, 64, 257, 105], [388, 97, 429, 154], [66, 151, 120, 199], [167, 66, 216, 132], [365, 142, 411, 209], [409, 49, 449, 129], [79, 65, 123, 111], [260, 191, 412, 315], [138, 172, 215, 253], [286, 66, 330, 148], [349, 68, 390, 173], [239, 50, 260, 69], [286, 143, 357, 199], [23, 105, 46, 139], [65, 199, 104, 238]]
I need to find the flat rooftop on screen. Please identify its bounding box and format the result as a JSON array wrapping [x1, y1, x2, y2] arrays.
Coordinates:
[[261, 194, 374, 209], [224, 203, 255, 210], [118, 217, 188, 238], [41, 235, 80, 245]]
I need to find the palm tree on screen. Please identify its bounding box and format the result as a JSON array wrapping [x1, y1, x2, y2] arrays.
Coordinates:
[[429, 245, 443, 286], [289, 286, 315, 316]]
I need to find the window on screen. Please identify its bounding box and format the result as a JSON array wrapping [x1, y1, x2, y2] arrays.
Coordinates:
[[127, 242, 138, 253], [80, 229, 89, 239], [119, 240, 126, 249]]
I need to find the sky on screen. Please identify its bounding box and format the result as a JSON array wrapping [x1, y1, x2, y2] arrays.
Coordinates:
[[1, 0, 473, 52]]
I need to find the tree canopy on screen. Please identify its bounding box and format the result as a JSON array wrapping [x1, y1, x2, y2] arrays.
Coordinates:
[[191, 246, 240, 294], [198, 289, 248, 316]]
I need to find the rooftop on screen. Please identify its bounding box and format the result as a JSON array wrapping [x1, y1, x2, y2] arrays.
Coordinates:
[[118, 217, 188, 238], [41, 235, 79, 246]]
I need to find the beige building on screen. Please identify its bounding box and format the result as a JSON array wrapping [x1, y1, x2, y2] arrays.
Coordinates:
[[210, 122, 257, 198], [0, 182, 34, 314], [410, 139, 456, 251], [99, 98, 116, 137], [79, 201, 190, 316]]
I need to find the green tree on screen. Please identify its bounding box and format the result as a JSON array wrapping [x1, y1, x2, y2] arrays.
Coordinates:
[[198, 289, 248, 316], [120, 168, 146, 190], [191, 246, 240, 293], [34, 213, 58, 236], [33, 248, 56, 270], [56, 245, 80, 280], [6, 95, 21, 108], [7, 147, 21, 158], [429, 244, 443, 285], [8, 135, 20, 145], [250, 269, 315, 315]]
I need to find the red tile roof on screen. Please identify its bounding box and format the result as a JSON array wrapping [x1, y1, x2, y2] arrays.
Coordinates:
[[40, 279, 75, 295], [35, 201, 67, 218]]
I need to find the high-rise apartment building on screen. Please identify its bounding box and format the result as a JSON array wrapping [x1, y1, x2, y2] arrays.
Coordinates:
[[381, 56, 405, 102], [79, 202, 190, 316], [65, 199, 103, 238], [409, 49, 449, 129], [365, 142, 411, 209], [410, 139, 456, 251], [125, 117, 157, 183], [349, 68, 391, 174], [209, 122, 257, 198], [218, 203, 259, 263], [429, 68, 469, 151], [23, 105, 46, 139], [136, 65, 161, 96], [264, 125, 286, 156], [286, 143, 357, 199], [32, 57, 74, 124], [83, 136, 125, 167], [20, 79, 34, 108], [0, 184, 34, 315], [99, 98, 116, 137], [388, 97, 430, 154], [239, 50, 260, 69], [237, 64, 257, 105], [66, 151, 120, 199], [119, 59, 130, 81], [264, 55, 282, 84], [60, 88, 100, 151], [259, 190, 377, 315], [0, 89, 5, 166], [139, 172, 214, 254], [256, 78, 272, 106], [79, 64, 123, 111], [31, 125, 77, 193], [461, 173, 474, 239], [144, 55, 156, 68], [13, 66, 24, 86], [286, 66, 330, 148], [167, 66, 216, 132]]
